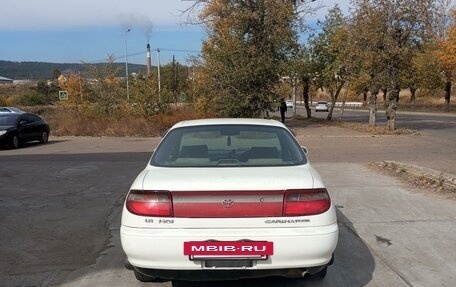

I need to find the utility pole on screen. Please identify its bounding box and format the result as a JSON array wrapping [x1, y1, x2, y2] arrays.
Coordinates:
[[124, 28, 131, 101], [172, 55, 176, 103], [156, 48, 161, 103], [176, 60, 179, 103], [78, 70, 83, 102]]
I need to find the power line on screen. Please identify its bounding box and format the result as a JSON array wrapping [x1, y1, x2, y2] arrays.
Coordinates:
[[85, 48, 200, 64], [156, 48, 200, 53]]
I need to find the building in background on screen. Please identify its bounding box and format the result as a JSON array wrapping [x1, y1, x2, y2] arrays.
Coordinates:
[[0, 76, 14, 84]]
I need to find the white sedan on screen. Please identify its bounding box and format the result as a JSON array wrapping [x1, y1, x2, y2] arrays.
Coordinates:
[[315, 101, 329, 112], [286, 99, 294, 109], [120, 118, 338, 283]]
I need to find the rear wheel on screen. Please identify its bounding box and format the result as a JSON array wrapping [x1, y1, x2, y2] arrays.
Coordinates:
[[39, 131, 49, 144], [312, 266, 327, 280]]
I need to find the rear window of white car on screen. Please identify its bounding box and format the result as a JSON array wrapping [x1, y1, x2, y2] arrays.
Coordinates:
[[151, 124, 306, 167]]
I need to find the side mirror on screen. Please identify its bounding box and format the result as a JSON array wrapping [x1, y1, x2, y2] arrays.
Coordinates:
[[301, 146, 308, 155]]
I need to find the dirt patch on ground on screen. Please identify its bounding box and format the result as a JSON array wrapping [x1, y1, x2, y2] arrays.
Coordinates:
[[292, 116, 419, 135]]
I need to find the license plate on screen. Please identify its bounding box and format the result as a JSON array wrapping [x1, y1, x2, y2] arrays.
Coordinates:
[[184, 241, 273, 258]]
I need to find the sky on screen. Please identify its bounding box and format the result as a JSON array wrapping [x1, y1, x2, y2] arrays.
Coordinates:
[[0, 0, 346, 66]]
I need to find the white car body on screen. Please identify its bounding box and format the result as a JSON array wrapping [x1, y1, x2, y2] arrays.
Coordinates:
[[285, 100, 294, 109], [315, 102, 329, 112], [120, 118, 338, 282]]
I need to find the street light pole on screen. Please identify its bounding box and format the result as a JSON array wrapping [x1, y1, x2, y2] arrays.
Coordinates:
[[125, 28, 131, 101]]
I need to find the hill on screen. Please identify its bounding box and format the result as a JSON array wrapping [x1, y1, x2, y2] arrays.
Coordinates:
[[0, 60, 148, 80]]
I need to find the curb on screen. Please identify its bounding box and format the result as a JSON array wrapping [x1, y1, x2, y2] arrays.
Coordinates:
[[375, 161, 456, 192]]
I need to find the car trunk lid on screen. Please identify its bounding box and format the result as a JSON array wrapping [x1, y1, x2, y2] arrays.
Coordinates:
[[171, 190, 284, 218], [134, 166, 330, 223]]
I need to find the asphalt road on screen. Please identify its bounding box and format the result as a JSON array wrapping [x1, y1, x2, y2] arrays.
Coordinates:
[[1, 123, 455, 287], [302, 106, 456, 142]]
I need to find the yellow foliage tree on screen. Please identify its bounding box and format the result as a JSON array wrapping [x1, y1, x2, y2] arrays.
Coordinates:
[[59, 73, 85, 106], [436, 9, 456, 111], [192, 0, 300, 117]]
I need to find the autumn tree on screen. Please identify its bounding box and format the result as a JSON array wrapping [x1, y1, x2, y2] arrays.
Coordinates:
[[308, 5, 351, 120], [350, 1, 390, 125], [295, 45, 315, 118], [57, 72, 94, 107], [36, 80, 59, 103], [436, 8, 456, 111], [406, 44, 442, 103], [129, 73, 164, 115], [85, 56, 124, 116], [158, 61, 191, 104], [349, 0, 436, 129], [396, 0, 452, 109], [191, 0, 300, 117]]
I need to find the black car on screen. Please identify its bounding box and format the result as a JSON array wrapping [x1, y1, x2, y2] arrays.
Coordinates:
[[0, 112, 50, 149]]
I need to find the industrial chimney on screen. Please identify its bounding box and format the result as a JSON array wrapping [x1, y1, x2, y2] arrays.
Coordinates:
[[146, 44, 152, 76]]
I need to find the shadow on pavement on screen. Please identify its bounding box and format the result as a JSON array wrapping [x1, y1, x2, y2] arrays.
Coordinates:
[[165, 208, 375, 287], [0, 139, 69, 150]]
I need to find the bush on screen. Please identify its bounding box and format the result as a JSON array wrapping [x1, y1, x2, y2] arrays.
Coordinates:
[[42, 104, 201, 137], [17, 92, 53, 106]]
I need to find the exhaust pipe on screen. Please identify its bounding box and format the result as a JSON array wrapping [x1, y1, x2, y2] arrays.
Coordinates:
[[285, 268, 309, 278]]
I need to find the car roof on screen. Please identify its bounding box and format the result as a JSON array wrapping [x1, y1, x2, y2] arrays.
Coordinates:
[[0, 112, 25, 117], [0, 107, 25, 113], [170, 118, 286, 130], [0, 111, 35, 118]]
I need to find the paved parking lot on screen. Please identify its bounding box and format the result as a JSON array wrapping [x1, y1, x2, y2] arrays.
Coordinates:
[[1, 120, 455, 287]]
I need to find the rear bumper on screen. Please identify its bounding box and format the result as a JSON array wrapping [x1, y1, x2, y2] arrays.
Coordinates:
[[134, 265, 328, 281], [121, 224, 338, 279]]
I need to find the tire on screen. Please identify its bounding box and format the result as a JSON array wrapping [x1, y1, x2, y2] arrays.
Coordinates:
[[11, 135, 20, 149], [39, 131, 49, 144], [172, 281, 199, 287], [312, 266, 327, 280], [133, 270, 166, 283], [134, 270, 156, 282]]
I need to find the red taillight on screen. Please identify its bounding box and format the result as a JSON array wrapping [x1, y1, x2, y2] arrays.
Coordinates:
[[126, 190, 173, 217], [283, 189, 331, 216]]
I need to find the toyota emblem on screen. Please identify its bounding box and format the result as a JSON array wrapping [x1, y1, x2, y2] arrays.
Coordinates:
[[222, 199, 235, 208]]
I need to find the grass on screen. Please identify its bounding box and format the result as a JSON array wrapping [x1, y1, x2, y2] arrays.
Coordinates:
[[28, 105, 203, 137]]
